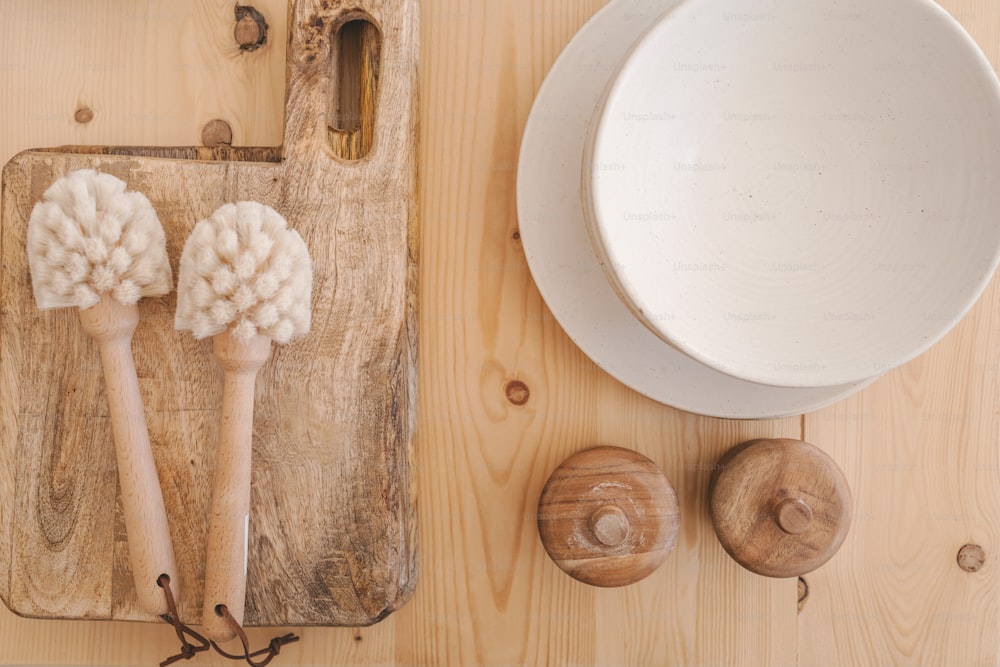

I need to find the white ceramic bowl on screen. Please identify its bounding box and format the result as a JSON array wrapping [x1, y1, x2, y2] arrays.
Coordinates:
[[517, 0, 877, 418], [584, 0, 1000, 387]]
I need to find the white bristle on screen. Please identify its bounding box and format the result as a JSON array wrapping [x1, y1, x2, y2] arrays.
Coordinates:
[[107, 246, 132, 275], [195, 245, 220, 270], [232, 319, 258, 342], [121, 226, 147, 257], [90, 171, 126, 210], [91, 265, 117, 293], [192, 279, 216, 309], [270, 254, 293, 281], [253, 272, 279, 301], [254, 303, 279, 328], [66, 253, 90, 283], [130, 254, 157, 286], [210, 267, 237, 296], [232, 284, 256, 312], [233, 251, 257, 281], [26, 169, 173, 309], [216, 228, 239, 262], [50, 274, 72, 298], [269, 287, 294, 314], [192, 314, 216, 339], [249, 231, 274, 263], [114, 280, 141, 305], [73, 284, 99, 309], [175, 201, 312, 343], [96, 208, 124, 245], [210, 300, 237, 327], [271, 320, 294, 342], [83, 236, 109, 264], [45, 243, 68, 266], [56, 215, 81, 249]]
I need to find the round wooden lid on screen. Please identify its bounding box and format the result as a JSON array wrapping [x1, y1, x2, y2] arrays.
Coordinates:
[[710, 438, 852, 578], [537, 446, 680, 587]]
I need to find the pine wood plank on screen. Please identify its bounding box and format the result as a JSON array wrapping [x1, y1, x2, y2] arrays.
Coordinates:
[[404, 1, 799, 665], [0, 0, 288, 152], [798, 2, 1000, 664], [799, 281, 1000, 665], [1, 0, 998, 665]]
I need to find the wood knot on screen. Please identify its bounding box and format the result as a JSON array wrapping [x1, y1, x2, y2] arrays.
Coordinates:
[[74, 107, 94, 124], [234, 5, 268, 51], [797, 576, 809, 612], [504, 380, 530, 406], [590, 505, 630, 547], [958, 544, 986, 573], [201, 119, 233, 147], [298, 11, 332, 57]]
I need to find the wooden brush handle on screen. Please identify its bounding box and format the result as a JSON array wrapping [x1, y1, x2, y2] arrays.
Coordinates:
[[202, 331, 272, 643], [78, 294, 179, 615]]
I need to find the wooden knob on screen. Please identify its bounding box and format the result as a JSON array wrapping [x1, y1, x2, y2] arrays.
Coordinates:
[[775, 498, 813, 535], [537, 446, 680, 587], [590, 505, 630, 546], [710, 438, 852, 578]]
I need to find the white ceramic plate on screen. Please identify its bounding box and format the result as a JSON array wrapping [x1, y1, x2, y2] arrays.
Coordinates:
[[584, 0, 1000, 388], [516, 0, 875, 419]]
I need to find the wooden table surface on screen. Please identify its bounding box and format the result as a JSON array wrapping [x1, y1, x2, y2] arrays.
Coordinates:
[[1, 1, 998, 664]]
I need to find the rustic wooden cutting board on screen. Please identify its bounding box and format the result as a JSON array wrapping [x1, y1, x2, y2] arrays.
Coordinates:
[[0, 0, 417, 627]]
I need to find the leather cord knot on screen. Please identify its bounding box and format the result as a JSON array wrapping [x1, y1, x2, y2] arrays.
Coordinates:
[[156, 576, 300, 666], [158, 575, 211, 667], [268, 634, 297, 657], [210, 604, 300, 667]]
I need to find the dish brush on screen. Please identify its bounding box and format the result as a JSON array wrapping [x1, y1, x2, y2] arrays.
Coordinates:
[[175, 201, 311, 642], [26, 168, 179, 615]]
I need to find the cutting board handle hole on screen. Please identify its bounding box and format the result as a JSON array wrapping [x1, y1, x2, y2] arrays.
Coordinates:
[[328, 18, 381, 160]]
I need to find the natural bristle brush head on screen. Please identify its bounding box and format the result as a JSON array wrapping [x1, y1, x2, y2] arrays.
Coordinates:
[[175, 201, 312, 343], [27, 169, 172, 310]]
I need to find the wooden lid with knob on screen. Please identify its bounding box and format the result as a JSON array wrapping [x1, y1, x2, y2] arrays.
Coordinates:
[[537, 446, 680, 587], [710, 438, 852, 578]]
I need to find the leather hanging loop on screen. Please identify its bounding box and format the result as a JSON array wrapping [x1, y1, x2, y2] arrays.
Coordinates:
[[157, 574, 211, 667], [210, 604, 300, 667]]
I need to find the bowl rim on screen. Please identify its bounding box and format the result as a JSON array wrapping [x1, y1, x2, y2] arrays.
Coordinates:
[[580, 0, 1000, 388]]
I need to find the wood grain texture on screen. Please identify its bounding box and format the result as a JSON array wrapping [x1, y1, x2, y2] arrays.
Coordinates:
[[799, 312, 1000, 666], [404, 0, 800, 660], [77, 295, 180, 616], [0, 0, 418, 630], [0, 1, 288, 151], [797, 1, 1000, 664], [0, 0, 999, 665], [537, 446, 681, 587], [201, 332, 273, 642], [711, 439, 852, 579]]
